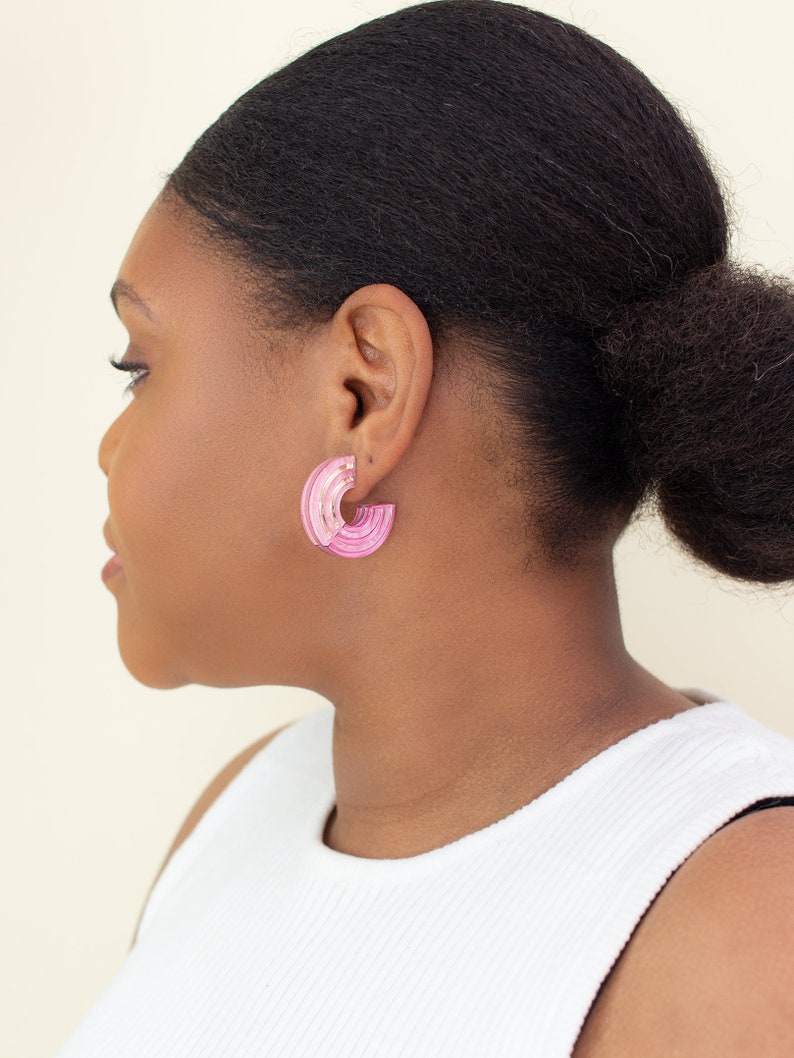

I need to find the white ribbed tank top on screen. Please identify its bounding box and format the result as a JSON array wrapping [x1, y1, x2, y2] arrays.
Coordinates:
[[55, 697, 794, 1058]]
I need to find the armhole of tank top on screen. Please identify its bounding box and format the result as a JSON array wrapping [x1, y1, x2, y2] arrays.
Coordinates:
[[576, 793, 794, 1046]]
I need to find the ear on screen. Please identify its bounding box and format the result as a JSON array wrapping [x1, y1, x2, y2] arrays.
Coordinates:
[[322, 284, 434, 504]]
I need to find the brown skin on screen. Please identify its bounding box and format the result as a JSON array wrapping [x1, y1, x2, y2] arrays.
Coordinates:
[[102, 196, 794, 1052]]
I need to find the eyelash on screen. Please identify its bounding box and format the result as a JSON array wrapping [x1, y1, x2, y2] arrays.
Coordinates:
[[109, 355, 149, 394]]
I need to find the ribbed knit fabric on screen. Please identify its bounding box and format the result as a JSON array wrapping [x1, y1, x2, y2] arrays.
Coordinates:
[[54, 697, 794, 1058]]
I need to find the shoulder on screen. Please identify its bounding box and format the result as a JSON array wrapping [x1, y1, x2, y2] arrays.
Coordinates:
[[130, 721, 293, 947], [574, 806, 794, 1057]]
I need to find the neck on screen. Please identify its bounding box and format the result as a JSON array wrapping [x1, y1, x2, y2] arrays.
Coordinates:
[[317, 554, 695, 859]]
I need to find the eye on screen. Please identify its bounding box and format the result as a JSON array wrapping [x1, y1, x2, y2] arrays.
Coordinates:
[[108, 355, 149, 395]]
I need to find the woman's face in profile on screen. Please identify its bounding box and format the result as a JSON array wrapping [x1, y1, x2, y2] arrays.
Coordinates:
[[99, 198, 322, 690]]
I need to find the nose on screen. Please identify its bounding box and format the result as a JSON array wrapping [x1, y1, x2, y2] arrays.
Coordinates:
[[98, 409, 127, 477]]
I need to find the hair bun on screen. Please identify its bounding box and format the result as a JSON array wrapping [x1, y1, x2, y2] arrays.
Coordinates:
[[599, 259, 794, 584]]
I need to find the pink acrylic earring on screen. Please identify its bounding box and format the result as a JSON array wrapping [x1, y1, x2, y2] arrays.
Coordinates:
[[300, 454, 395, 557]]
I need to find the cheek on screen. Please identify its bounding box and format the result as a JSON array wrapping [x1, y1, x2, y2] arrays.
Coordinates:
[[110, 409, 208, 570], [108, 396, 291, 619]]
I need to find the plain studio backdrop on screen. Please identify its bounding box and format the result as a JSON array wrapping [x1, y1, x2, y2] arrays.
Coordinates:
[[1, 1, 792, 1055]]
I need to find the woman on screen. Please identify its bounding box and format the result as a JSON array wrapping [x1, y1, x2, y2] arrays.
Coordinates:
[[58, 1, 794, 1054]]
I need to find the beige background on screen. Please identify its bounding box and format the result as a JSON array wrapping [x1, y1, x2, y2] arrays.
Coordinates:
[[1, 1, 792, 1055]]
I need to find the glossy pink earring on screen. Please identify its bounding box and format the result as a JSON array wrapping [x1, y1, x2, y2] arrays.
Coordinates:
[[300, 454, 395, 557]]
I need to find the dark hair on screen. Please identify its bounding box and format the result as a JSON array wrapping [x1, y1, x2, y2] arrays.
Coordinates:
[[163, 0, 794, 584]]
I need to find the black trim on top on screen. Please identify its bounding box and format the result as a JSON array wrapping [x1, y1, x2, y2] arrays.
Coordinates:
[[717, 796, 794, 831]]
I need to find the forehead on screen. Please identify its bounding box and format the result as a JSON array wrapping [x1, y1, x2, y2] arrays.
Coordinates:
[[118, 200, 213, 299], [114, 198, 255, 337], [112, 197, 296, 392]]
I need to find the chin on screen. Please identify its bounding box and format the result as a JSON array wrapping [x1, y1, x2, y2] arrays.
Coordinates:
[[117, 635, 192, 690]]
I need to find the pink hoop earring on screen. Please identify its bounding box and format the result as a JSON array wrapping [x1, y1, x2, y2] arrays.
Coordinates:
[[300, 454, 395, 558]]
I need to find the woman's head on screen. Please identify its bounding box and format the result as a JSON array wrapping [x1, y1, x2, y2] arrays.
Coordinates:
[[100, 198, 453, 689], [101, 0, 794, 688]]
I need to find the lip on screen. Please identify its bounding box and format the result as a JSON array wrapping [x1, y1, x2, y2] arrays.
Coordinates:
[[102, 522, 123, 583], [101, 553, 124, 583]]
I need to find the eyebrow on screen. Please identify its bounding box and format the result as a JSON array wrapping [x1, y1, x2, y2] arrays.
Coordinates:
[[110, 279, 155, 321]]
